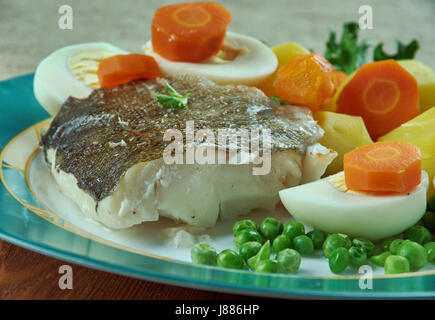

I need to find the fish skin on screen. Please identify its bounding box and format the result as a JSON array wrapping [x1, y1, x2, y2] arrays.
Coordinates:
[[41, 75, 323, 202]]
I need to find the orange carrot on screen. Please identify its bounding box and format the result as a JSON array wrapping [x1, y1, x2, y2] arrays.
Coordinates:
[[273, 53, 336, 112], [151, 2, 232, 62], [344, 141, 421, 193], [97, 54, 162, 88], [336, 59, 419, 140]]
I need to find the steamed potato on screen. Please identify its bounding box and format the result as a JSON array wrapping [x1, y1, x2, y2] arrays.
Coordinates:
[[398, 60, 435, 113], [314, 111, 373, 176]]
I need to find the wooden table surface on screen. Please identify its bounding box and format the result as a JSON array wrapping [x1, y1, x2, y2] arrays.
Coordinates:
[[0, 240, 253, 300]]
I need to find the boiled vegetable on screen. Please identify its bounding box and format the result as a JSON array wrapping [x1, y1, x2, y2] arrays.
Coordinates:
[[97, 54, 162, 88], [336, 59, 420, 140], [398, 59, 435, 113], [273, 53, 336, 111], [314, 111, 373, 175], [257, 42, 310, 97], [151, 2, 232, 62], [378, 106, 435, 196], [343, 141, 421, 193]]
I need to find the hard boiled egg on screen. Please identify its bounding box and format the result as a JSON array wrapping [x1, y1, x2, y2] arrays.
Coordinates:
[[279, 170, 429, 241], [143, 31, 278, 86], [34, 42, 128, 116]]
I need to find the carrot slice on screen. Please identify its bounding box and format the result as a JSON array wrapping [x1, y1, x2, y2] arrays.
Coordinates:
[[336, 59, 419, 140], [151, 2, 232, 62], [344, 141, 421, 193], [97, 54, 162, 88], [273, 53, 336, 112]]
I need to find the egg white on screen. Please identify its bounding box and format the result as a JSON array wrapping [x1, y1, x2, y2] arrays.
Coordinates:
[[279, 171, 429, 241], [34, 42, 127, 116], [143, 31, 278, 86]]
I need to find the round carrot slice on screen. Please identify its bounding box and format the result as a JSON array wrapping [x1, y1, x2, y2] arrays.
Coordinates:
[[344, 141, 421, 193], [273, 53, 336, 112], [336, 60, 419, 140], [151, 2, 232, 62]]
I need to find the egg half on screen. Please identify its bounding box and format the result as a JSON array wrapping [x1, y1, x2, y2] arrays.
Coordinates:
[[143, 31, 278, 86], [279, 170, 429, 241], [34, 42, 128, 116]]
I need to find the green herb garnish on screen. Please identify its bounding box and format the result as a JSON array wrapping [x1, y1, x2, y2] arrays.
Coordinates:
[[154, 81, 190, 109], [271, 96, 290, 105], [324, 22, 374, 75], [373, 39, 419, 61]]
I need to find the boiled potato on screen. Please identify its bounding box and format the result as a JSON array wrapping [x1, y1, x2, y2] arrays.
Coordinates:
[[257, 42, 310, 97], [378, 106, 435, 196], [398, 60, 435, 113], [314, 111, 373, 176]]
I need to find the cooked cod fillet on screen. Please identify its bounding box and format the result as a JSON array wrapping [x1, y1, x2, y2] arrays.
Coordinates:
[[41, 75, 336, 229]]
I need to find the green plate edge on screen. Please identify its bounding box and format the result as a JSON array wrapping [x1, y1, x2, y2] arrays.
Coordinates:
[[0, 74, 434, 299]]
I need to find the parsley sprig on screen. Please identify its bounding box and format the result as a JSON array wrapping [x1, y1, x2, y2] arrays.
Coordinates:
[[324, 22, 374, 75], [324, 22, 419, 75], [374, 39, 419, 61], [154, 81, 190, 109]]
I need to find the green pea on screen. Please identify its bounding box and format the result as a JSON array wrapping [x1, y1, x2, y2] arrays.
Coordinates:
[[328, 247, 350, 274], [277, 249, 301, 273], [424, 242, 435, 264], [389, 239, 404, 254], [217, 249, 246, 270], [255, 260, 285, 273], [428, 194, 435, 212], [423, 211, 435, 233], [283, 221, 305, 240], [259, 217, 283, 241], [348, 246, 367, 268], [234, 229, 263, 250], [397, 240, 428, 271], [293, 235, 314, 255], [370, 251, 392, 267], [384, 255, 410, 274], [322, 234, 351, 258], [352, 238, 375, 258], [340, 234, 352, 248], [191, 243, 217, 266], [239, 241, 262, 261], [233, 219, 257, 236], [247, 240, 271, 270], [307, 230, 327, 249], [381, 238, 397, 252], [404, 225, 432, 245], [272, 234, 292, 253]]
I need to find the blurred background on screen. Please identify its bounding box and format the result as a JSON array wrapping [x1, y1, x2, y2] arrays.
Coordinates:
[[1, 0, 435, 81]]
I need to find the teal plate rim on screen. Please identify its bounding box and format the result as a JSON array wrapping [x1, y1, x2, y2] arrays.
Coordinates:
[[0, 73, 434, 299]]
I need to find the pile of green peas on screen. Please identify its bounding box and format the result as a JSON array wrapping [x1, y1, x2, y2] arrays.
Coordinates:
[[190, 197, 435, 275], [190, 217, 320, 274]]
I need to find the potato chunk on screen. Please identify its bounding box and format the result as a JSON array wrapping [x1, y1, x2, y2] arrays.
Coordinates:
[[314, 111, 373, 176], [398, 60, 435, 113]]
